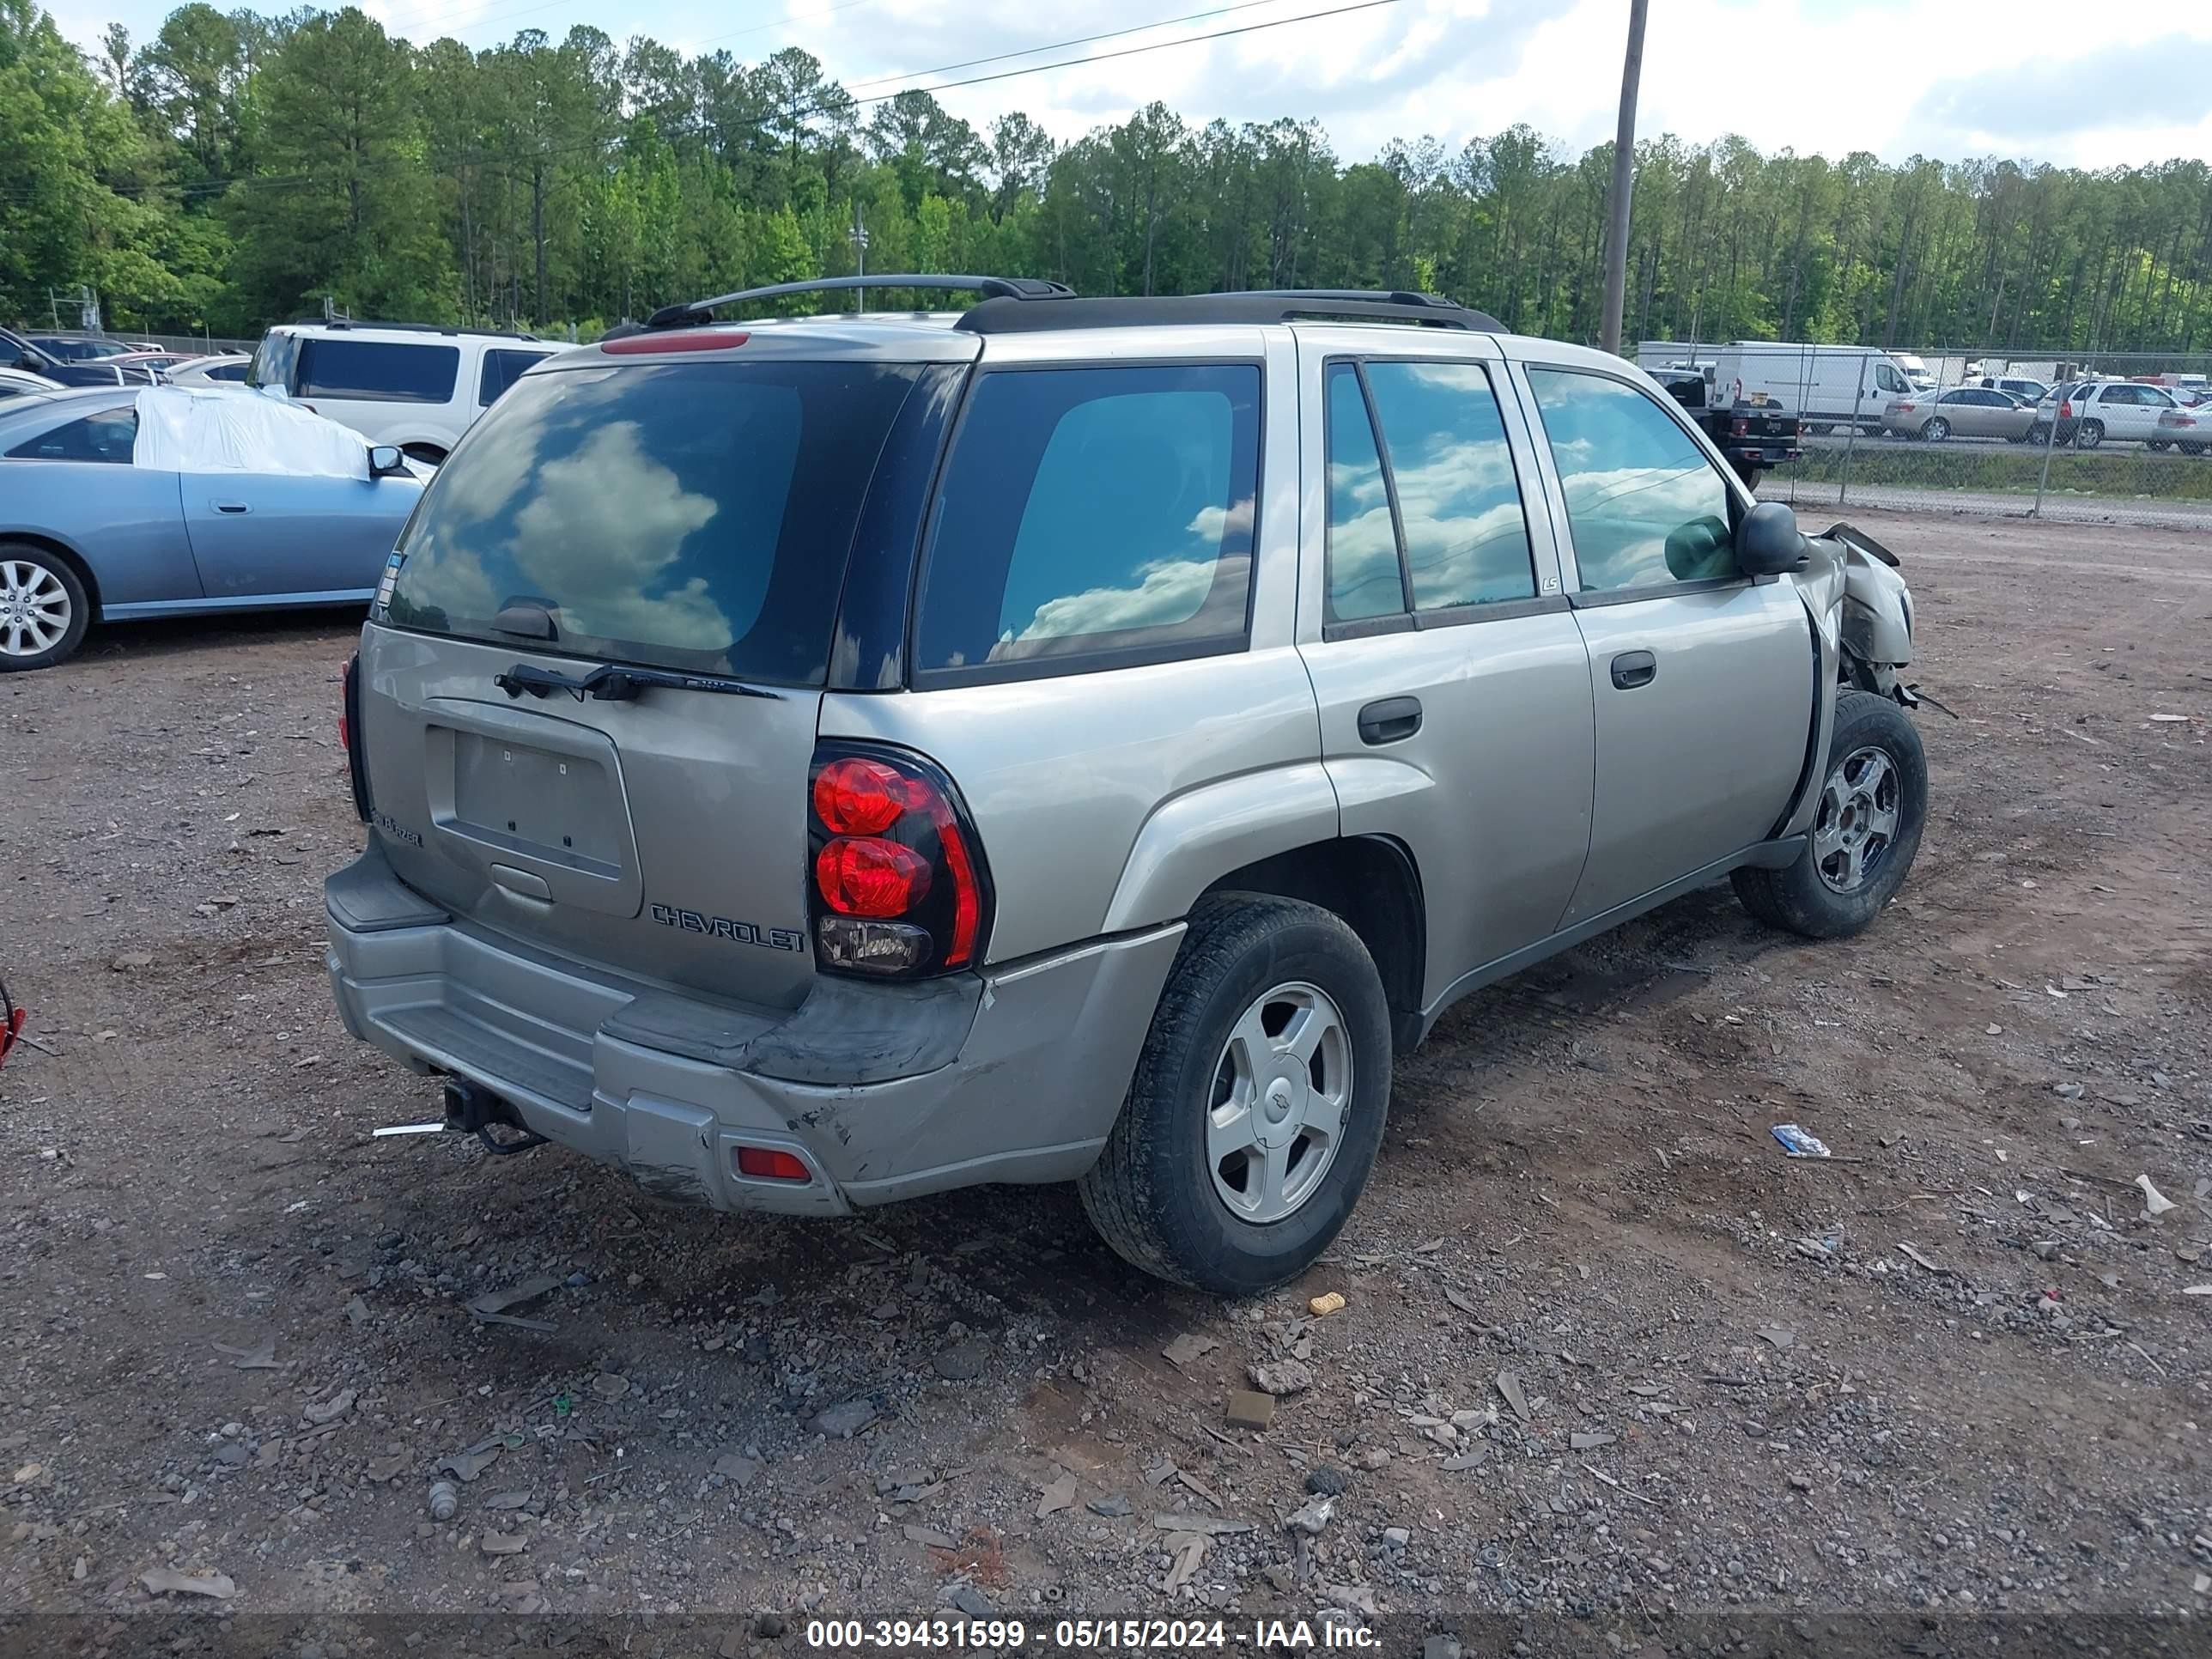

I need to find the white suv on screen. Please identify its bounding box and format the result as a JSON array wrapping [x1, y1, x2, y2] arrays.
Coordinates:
[[246, 321, 561, 463]]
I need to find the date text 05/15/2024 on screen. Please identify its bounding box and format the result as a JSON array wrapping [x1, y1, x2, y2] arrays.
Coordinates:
[[801, 1620, 1380, 1650]]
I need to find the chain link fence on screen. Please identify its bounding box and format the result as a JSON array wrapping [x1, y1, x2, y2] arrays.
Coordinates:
[[1639, 342, 2212, 531], [27, 329, 258, 357]]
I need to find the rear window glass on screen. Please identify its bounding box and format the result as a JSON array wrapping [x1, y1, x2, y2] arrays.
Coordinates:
[[382, 360, 924, 684], [298, 337, 459, 403], [914, 364, 1260, 680]]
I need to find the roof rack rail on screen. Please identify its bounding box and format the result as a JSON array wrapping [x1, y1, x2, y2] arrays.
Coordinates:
[[283, 317, 544, 341], [952, 289, 1504, 336], [647, 274, 1075, 329]]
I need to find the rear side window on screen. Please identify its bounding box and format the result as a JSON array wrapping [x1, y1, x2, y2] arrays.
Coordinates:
[[1322, 364, 1400, 623], [205, 360, 247, 382], [298, 337, 459, 403], [1363, 362, 1535, 611], [9, 407, 137, 463], [383, 360, 926, 684], [479, 349, 550, 406], [1324, 360, 1535, 622], [914, 364, 1261, 682]]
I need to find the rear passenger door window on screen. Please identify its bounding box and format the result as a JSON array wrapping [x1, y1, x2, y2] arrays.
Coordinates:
[[1322, 358, 1536, 628], [9, 407, 138, 463], [914, 364, 1261, 684], [1525, 368, 1737, 592], [298, 338, 459, 404]]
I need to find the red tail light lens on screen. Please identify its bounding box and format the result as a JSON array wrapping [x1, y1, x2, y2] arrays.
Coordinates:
[[807, 744, 992, 978], [812, 757, 921, 836], [816, 836, 932, 916], [2059, 400, 2072, 418]]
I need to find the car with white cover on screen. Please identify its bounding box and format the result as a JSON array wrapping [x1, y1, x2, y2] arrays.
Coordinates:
[[0, 386, 423, 672]]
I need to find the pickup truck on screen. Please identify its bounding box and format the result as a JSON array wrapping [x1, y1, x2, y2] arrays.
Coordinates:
[[1654, 364, 1803, 488]]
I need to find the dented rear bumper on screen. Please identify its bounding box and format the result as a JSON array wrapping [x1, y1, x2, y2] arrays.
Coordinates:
[[325, 843, 1181, 1214]]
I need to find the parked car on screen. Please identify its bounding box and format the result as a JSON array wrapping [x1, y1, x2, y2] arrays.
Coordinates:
[[2026, 378, 2184, 448], [1975, 374, 2049, 404], [2153, 407, 2209, 456], [24, 334, 137, 361], [0, 368, 64, 401], [326, 276, 1928, 1295], [246, 320, 563, 462], [1881, 386, 2037, 442], [2, 327, 161, 387], [163, 354, 252, 387], [0, 386, 423, 672]]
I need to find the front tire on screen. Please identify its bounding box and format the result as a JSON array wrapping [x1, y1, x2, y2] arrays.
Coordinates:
[[0, 544, 91, 672], [1080, 896, 1393, 1296], [1732, 690, 1927, 940]]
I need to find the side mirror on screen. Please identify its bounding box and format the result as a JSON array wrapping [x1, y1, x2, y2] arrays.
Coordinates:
[[368, 445, 408, 478], [1735, 500, 1808, 576]]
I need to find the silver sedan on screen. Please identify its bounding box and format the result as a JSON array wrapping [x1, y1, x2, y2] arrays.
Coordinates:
[[1881, 386, 2037, 442]]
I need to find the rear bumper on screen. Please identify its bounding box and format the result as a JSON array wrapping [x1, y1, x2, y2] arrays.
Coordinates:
[[325, 844, 1182, 1215]]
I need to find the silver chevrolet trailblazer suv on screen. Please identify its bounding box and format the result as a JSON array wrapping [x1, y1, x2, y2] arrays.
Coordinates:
[[326, 277, 1925, 1295]]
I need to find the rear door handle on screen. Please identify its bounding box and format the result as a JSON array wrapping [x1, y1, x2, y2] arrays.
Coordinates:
[[211, 501, 251, 514], [1357, 696, 1423, 745], [1610, 650, 1657, 690]]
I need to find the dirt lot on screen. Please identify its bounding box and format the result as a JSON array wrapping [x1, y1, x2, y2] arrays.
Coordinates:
[[3, 508, 2210, 1650]]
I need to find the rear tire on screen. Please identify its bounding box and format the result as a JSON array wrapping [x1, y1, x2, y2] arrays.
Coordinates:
[[1732, 690, 1927, 940], [2148, 440, 2172, 453], [2075, 419, 2104, 449], [1079, 895, 1393, 1296], [0, 543, 91, 673], [2180, 441, 2208, 457], [1922, 417, 1950, 441]]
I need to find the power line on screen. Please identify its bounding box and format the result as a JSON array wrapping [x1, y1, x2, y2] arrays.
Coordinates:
[[9, 0, 1412, 207], [839, 0, 1304, 96]]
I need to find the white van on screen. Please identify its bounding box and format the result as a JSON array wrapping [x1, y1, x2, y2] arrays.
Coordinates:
[[1711, 343, 1925, 435], [246, 321, 561, 462]]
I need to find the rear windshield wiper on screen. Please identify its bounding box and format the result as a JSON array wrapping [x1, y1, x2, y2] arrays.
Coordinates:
[[493, 662, 781, 702]]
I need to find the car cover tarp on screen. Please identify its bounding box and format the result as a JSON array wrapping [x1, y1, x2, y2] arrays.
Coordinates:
[[132, 385, 369, 479]]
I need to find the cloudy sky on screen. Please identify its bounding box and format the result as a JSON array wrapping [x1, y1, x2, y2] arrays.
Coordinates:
[[63, 0, 2212, 169]]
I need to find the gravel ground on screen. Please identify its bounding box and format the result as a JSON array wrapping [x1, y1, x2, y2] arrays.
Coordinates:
[[3, 508, 2210, 1649]]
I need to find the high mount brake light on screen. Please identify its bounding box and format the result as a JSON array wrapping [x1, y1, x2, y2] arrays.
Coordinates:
[[806, 745, 990, 978], [602, 330, 750, 356]]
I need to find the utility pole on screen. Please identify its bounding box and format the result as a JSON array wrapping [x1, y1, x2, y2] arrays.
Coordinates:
[[1599, 0, 1650, 358], [848, 206, 870, 314]]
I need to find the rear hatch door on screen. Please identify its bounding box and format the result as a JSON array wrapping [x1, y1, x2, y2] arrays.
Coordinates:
[[357, 341, 967, 1009]]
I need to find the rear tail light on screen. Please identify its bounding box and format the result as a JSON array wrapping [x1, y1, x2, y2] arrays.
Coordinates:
[[807, 744, 991, 978], [2059, 400, 2072, 418], [342, 653, 372, 823]]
